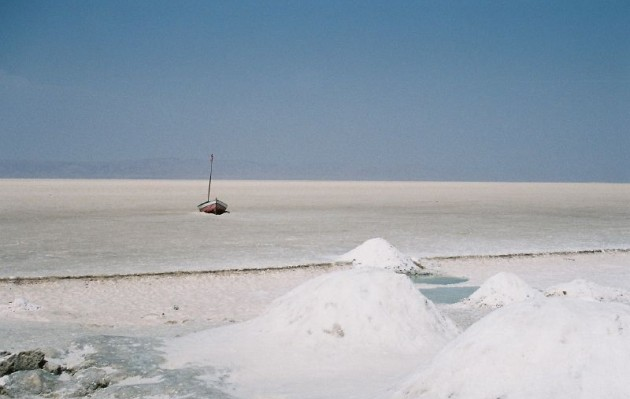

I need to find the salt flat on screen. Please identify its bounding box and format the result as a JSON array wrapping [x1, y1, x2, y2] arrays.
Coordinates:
[[1, 179, 630, 398], [2, 179, 629, 278]]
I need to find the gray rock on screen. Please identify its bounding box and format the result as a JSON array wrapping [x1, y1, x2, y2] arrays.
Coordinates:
[[0, 350, 50, 377], [1, 369, 58, 396], [0, 352, 13, 376], [2, 336, 238, 398], [14, 350, 46, 371], [43, 360, 63, 375], [69, 367, 110, 397]]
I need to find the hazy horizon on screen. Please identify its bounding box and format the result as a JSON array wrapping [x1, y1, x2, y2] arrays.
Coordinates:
[[2, 156, 630, 183]]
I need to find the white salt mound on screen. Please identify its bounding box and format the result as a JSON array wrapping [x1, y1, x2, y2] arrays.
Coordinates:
[[9, 297, 41, 312], [166, 268, 459, 367], [253, 267, 459, 352], [339, 238, 417, 273], [164, 268, 460, 398], [460, 272, 543, 308], [545, 279, 630, 304], [395, 298, 630, 399]]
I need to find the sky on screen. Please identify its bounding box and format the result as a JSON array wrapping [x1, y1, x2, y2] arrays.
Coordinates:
[[1, 0, 629, 182]]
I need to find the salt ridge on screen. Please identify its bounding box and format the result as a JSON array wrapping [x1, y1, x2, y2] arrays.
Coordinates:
[[545, 279, 630, 303]]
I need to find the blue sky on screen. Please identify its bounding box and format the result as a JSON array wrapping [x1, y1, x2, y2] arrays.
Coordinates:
[[1, 0, 629, 181]]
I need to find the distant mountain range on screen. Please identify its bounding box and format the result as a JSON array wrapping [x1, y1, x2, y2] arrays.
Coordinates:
[[3, 158, 619, 182], [0, 158, 421, 181]]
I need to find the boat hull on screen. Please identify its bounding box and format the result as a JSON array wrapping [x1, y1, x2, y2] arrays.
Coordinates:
[[197, 199, 228, 215]]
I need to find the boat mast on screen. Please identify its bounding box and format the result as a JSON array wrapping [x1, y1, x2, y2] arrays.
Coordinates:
[[206, 154, 214, 202]]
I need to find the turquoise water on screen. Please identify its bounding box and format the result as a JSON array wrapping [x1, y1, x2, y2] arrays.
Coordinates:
[[408, 275, 469, 285], [419, 286, 479, 304], [408, 274, 478, 304]]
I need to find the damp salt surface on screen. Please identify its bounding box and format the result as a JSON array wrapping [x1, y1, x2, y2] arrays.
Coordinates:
[[1, 180, 629, 278]]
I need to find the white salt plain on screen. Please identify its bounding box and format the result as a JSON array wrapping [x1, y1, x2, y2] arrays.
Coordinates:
[[1, 179, 630, 398], [2, 179, 629, 278]]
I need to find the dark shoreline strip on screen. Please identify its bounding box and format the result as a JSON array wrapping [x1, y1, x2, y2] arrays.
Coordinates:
[[426, 248, 630, 261], [2, 248, 629, 284], [0, 262, 352, 284]]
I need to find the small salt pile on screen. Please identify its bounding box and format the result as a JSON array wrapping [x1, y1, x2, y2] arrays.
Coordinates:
[[9, 297, 41, 312], [338, 238, 418, 273], [459, 272, 543, 308]]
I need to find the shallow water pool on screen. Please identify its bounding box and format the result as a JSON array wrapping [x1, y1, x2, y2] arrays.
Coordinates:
[[408, 274, 478, 304], [408, 275, 469, 285], [419, 286, 479, 304]]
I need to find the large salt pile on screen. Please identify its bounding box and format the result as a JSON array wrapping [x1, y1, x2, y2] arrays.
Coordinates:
[[166, 268, 459, 361], [394, 298, 630, 399], [545, 279, 630, 304], [339, 238, 418, 273], [459, 272, 543, 308], [253, 267, 459, 352], [164, 268, 459, 398]]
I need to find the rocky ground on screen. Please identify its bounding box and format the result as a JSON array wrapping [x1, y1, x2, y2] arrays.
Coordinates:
[[1, 335, 234, 398]]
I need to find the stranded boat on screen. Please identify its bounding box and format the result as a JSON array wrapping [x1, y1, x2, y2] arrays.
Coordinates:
[[197, 198, 228, 215], [197, 154, 228, 215]]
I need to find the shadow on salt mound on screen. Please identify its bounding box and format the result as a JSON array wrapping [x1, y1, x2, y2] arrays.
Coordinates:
[[394, 298, 630, 399], [545, 279, 630, 304], [458, 272, 542, 309], [252, 268, 459, 353], [338, 238, 418, 273]]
